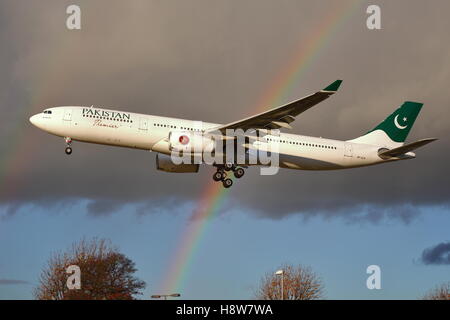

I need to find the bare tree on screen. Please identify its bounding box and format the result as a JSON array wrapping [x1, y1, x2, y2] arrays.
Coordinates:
[[422, 282, 450, 300], [34, 238, 145, 300], [255, 264, 324, 300]]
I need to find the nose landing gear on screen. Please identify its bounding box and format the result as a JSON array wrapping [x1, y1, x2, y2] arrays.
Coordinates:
[[64, 137, 72, 155], [65, 146, 72, 155]]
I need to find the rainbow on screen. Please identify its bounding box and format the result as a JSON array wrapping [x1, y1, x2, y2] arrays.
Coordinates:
[[160, 180, 229, 293], [0, 33, 78, 204], [159, 0, 364, 295]]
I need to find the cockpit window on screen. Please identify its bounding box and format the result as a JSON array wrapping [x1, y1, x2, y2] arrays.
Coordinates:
[[43, 110, 52, 114]]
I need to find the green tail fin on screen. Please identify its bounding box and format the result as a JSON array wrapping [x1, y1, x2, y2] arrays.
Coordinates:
[[367, 101, 423, 143]]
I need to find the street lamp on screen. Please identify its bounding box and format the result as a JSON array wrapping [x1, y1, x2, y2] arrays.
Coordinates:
[[275, 270, 284, 300], [151, 293, 181, 300]]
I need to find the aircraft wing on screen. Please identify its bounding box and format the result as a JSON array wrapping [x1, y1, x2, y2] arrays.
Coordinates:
[[378, 138, 437, 159], [208, 80, 342, 134]]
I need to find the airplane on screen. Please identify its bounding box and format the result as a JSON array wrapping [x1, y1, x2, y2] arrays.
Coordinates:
[[29, 80, 436, 188]]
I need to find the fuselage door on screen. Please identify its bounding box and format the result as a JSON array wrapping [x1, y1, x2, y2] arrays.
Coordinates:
[[344, 143, 353, 157], [139, 117, 148, 131], [63, 108, 72, 121]]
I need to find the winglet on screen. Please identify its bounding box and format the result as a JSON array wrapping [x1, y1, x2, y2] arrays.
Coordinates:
[[323, 80, 343, 92]]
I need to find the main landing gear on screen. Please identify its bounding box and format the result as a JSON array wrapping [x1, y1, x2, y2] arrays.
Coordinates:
[[212, 163, 245, 188], [64, 137, 72, 155]]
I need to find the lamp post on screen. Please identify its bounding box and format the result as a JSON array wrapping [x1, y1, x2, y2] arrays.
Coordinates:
[[151, 293, 181, 300], [275, 270, 284, 300]]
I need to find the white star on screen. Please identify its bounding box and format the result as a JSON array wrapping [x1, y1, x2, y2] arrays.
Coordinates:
[[403, 117, 407, 122]]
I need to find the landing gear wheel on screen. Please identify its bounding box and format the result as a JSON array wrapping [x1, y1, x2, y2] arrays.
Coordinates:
[[233, 167, 245, 179], [65, 146, 72, 155], [224, 163, 234, 171], [222, 178, 233, 188], [213, 171, 224, 182]]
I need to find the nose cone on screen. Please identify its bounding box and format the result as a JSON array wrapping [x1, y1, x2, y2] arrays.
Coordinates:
[[29, 114, 37, 125], [29, 114, 42, 128]]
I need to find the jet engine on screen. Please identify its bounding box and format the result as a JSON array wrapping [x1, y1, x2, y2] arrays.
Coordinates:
[[168, 131, 215, 154], [156, 154, 199, 173]]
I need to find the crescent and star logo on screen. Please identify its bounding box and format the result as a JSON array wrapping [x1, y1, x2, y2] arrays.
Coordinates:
[[394, 114, 408, 130]]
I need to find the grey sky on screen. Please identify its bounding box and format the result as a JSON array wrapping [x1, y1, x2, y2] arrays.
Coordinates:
[[1, 0, 449, 220]]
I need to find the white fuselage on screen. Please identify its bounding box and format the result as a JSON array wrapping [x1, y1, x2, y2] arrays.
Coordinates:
[[29, 106, 393, 170]]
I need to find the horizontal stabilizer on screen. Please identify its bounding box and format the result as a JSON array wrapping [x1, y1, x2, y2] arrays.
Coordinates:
[[378, 138, 437, 159]]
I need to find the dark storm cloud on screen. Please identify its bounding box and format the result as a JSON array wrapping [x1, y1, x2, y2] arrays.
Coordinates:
[[1, 0, 450, 220], [86, 199, 124, 216], [420, 242, 450, 265], [0, 279, 30, 285]]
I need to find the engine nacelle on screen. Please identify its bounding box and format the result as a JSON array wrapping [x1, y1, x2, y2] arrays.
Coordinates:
[[156, 154, 199, 173], [168, 131, 215, 154]]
